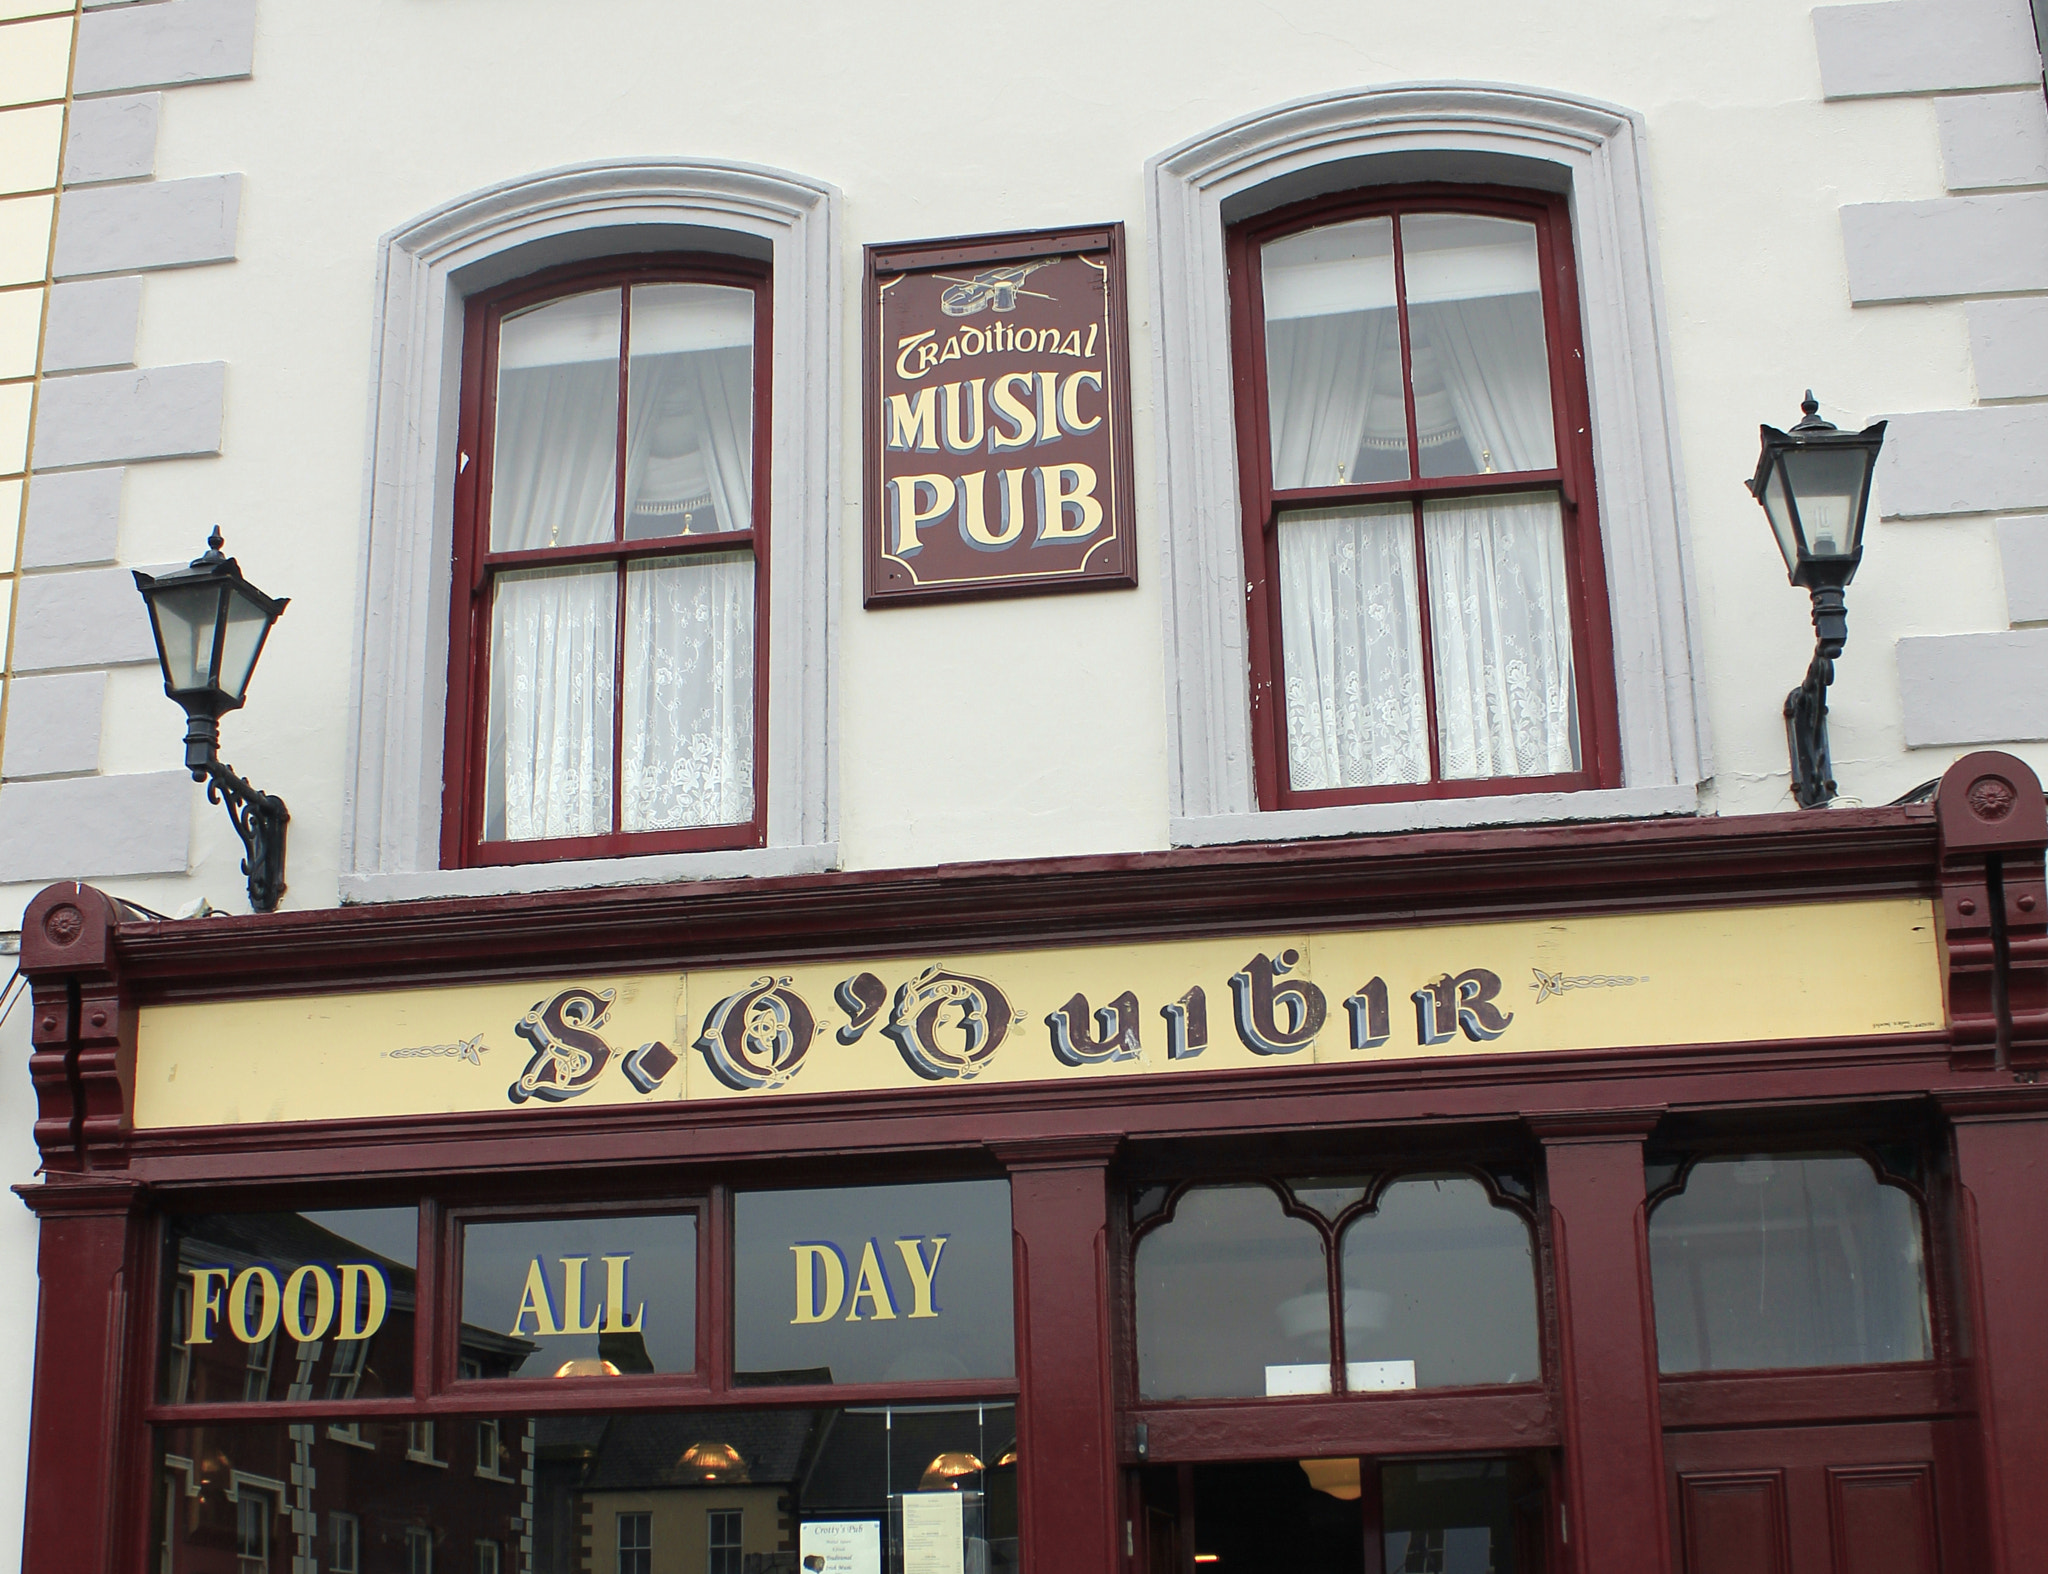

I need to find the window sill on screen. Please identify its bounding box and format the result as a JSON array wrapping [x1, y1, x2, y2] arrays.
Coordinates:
[[339, 842, 840, 904], [1170, 783, 1697, 848]]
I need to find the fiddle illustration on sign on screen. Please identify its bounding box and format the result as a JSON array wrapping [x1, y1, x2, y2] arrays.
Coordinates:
[[865, 225, 1137, 605]]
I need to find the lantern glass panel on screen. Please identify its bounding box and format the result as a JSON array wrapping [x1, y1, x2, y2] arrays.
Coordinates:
[[149, 581, 229, 693], [217, 587, 275, 704], [1759, 460, 1799, 575], [1781, 445, 1869, 559]]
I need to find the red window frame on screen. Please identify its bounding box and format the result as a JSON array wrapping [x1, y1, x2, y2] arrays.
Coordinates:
[[1226, 185, 1622, 811], [441, 254, 773, 868]]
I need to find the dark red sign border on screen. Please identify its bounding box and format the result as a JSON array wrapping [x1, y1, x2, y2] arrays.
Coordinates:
[[862, 223, 1139, 608]]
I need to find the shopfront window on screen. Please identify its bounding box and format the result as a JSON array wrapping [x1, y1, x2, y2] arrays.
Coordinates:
[[1647, 1151, 1931, 1373], [458, 1210, 698, 1378], [159, 1208, 419, 1404], [1133, 1173, 1541, 1401], [732, 1179, 1014, 1386], [151, 1404, 1020, 1574], [149, 1180, 1019, 1572]]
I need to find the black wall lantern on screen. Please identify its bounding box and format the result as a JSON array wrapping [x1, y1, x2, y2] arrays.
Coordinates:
[[133, 529, 291, 911], [1747, 392, 1887, 809]]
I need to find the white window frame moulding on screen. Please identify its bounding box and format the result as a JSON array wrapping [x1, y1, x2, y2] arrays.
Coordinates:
[[1147, 83, 1710, 847], [342, 158, 841, 903]]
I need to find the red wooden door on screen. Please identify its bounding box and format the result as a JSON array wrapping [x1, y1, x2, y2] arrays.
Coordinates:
[[1665, 1422, 1967, 1574]]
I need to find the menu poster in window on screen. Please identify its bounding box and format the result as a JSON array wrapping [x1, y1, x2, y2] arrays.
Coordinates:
[[802, 1520, 882, 1574], [899, 1492, 965, 1574], [864, 225, 1137, 606]]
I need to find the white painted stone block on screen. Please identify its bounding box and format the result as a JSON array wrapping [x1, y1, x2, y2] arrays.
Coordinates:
[[12, 566, 157, 670], [31, 362, 224, 470], [42, 276, 141, 373], [1878, 405, 2048, 516], [1, 671, 106, 778], [20, 467, 121, 568], [1816, 0, 2042, 99], [1970, 298, 2048, 399], [53, 173, 240, 278], [74, 0, 256, 96], [62, 92, 158, 186], [2000, 517, 2048, 624], [1897, 629, 2048, 744], [1938, 92, 2048, 190], [1843, 191, 2048, 301], [0, 769, 190, 881]]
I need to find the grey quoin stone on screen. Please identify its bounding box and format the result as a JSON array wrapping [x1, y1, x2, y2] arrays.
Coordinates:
[[31, 362, 224, 471], [1842, 191, 2048, 302], [1938, 92, 2048, 190], [12, 567, 158, 671], [0, 771, 190, 882], [73, 0, 256, 96], [21, 468, 122, 568], [53, 174, 241, 279], [1897, 630, 2048, 745], [1815, 0, 2043, 99], [2000, 517, 2048, 624], [62, 93, 158, 186], [42, 276, 141, 374], [1969, 298, 2048, 399], [1877, 405, 2048, 517], [1, 672, 107, 779]]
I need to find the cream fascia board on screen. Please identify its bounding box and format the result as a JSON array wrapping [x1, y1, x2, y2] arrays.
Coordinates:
[[344, 158, 840, 897], [1145, 82, 1710, 840]]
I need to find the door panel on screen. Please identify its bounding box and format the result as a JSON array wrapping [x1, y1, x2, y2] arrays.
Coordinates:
[[1677, 1471, 1792, 1574], [1666, 1422, 1958, 1574], [1826, 1466, 1939, 1574]]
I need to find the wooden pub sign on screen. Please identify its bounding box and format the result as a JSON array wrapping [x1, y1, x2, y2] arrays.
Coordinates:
[[864, 225, 1137, 605]]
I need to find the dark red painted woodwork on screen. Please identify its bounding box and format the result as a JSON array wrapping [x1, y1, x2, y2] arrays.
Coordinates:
[[1675, 1471, 1792, 1574], [1225, 185, 1621, 810], [1129, 1388, 1555, 1462], [1663, 1422, 1966, 1574], [1938, 1086, 2048, 1573], [1824, 1464, 1939, 1574], [21, 882, 137, 1173], [1658, 1365, 1959, 1432], [1935, 752, 2048, 1069], [997, 1139, 1121, 1574], [1536, 1111, 1672, 1574], [15, 1179, 146, 1574]]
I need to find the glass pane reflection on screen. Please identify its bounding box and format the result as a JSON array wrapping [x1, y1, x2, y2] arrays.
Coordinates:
[[153, 1404, 1018, 1574], [160, 1210, 418, 1405], [1134, 1184, 1329, 1401], [459, 1213, 697, 1378], [1648, 1153, 1931, 1372]]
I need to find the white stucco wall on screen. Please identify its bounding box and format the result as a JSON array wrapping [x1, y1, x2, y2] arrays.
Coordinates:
[[0, 3, 2042, 1565], [7, 0, 2044, 925]]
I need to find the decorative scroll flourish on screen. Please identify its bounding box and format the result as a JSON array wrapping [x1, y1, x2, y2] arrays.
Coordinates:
[[204, 757, 289, 914], [1529, 969, 1648, 1004]]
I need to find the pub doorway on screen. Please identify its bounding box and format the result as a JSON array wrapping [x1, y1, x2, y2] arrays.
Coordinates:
[[1136, 1454, 1552, 1574]]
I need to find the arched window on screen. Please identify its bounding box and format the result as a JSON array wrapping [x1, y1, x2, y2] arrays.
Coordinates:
[[1133, 1172, 1541, 1401], [442, 256, 770, 865], [1647, 1152, 1931, 1373], [1227, 188, 1617, 807]]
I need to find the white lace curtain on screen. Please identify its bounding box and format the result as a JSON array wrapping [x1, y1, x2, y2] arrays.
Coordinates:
[[1271, 290, 1578, 789], [484, 339, 755, 841]]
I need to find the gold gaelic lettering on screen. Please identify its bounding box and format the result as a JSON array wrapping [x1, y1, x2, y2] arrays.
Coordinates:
[[511, 1257, 562, 1338], [988, 372, 1037, 450], [791, 1243, 846, 1324], [282, 1264, 336, 1343], [889, 474, 957, 557], [228, 1266, 281, 1344], [559, 1257, 604, 1336], [844, 1239, 899, 1321], [1038, 463, 1104, 542], [601, 1254, 645, 1334], [886, 387, 940, 452], [1059, 370, 1104, 435], [338, 1263, 389, 1341], [892, 1236, 948, 1319], [894, 331, 936, 380], [187, 1266, 230, 1344]]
